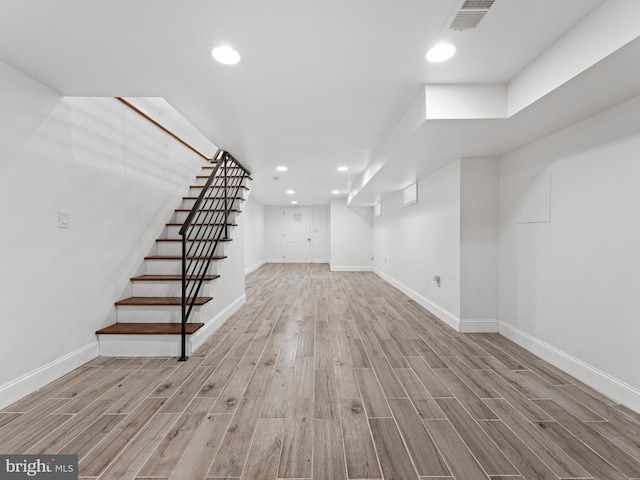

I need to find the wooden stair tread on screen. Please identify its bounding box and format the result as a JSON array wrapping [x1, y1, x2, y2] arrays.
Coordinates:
[[198, 168, 243, 173], [156, 238, 232, 243], [145, 255, 227, 260], [193, 184, 249, 189], [191, 175, 253, 184], [183, 196, 245, 201], [96, 323, 204, 335], [166, 223, 237, 227], [175, 208, 241, 213], [115, 296, 212, 306], [131, 274, 220, 282]]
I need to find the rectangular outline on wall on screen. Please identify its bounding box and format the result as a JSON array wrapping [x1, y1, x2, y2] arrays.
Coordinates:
[[403, 183, 418, 207]]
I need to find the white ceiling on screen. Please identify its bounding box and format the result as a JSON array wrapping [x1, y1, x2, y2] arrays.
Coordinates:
[[1, 0, 639, 206]]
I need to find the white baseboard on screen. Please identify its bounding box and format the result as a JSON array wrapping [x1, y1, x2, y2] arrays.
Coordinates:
[[459, 318, 499, 333], [245, 260, 266, 275], [374, 268, 460, 331], [263, 260, 329, 265], [0, 342, 99, 410], [330, 265, 374, 272], [190, 294, 246, 354], [499, 321, 640, 414]]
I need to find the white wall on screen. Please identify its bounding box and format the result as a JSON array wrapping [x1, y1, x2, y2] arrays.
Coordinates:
[[373, 161, 461, 325], [499, 94, 640, 411], [329, 199, 373, 271], [0, 60, 244, 408], [265, 206, 284, 262], [311, 205, 329, 262], [460, 158, 499, 330], [244, 195, 266, 274]]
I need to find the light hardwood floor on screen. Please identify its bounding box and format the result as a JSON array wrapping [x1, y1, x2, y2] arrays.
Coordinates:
[[2, 263, 640, 479]]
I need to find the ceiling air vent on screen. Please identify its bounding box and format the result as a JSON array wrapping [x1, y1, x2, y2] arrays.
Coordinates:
[[446, 0, 496, 31]]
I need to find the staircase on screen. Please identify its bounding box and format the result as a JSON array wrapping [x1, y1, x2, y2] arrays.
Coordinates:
[[96, 150, 251, 359]]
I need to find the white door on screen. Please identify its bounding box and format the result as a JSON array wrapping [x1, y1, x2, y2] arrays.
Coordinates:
[[283, 207, 311, 263]]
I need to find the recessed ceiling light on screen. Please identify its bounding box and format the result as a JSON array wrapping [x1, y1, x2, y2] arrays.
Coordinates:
[[211, 45, 241, 65], [276, 166, 288, 172], [332, 190, 340, 194], [337, 166, 349, 172], [286, 190, 295, 195], [425, 43, 456, 63], [291, 201, 298, 205]]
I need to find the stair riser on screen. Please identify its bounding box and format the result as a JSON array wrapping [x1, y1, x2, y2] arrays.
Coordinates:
[[174, 210, 237, 224], [157, 241, 226, 257], [182, 198, 243, 210], [132, 281, 214, 297], [194, 175, 248, 185], [189, 184, 247, 196], [116, 305, 201, 323], [97, 335, 195, 357], [166, 224, 236, 237], [145, 258, 221, 275], [195, 172, 249, 181]]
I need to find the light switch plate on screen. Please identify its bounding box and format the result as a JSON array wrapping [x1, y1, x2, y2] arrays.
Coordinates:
[[58, 210, 70, 228]]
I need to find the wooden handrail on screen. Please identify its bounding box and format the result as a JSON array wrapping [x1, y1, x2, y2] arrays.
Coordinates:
[[116, 97, 212, 162]]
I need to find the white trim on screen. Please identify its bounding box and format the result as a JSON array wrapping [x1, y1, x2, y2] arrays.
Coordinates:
[[330, 265, 374, 272], [190, 294, 246, 354], [374, 268, 460, 331], [245, 260, 266, 275], [0, 342, 99, 410], [312, 259, 329, 264], [499, 321, 640, 414], [266, 258, 283, 263], [458, 318, 499, 333]]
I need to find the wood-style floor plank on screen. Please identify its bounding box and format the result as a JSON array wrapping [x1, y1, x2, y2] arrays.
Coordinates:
[[479, 419, 564, 480], [97, 412, 179, 480], [2, 264, 639, 480], [354, 368, 392, 418], [482, 398, 590, 478], [313, 419, 347, 480], [534, 398, 640, 477], [393, 368, 445, 420], [278, 398, 313, 479], [168, 412, 232, 480], [435, 398, 519, 476], [422, 419, 489, 480], [241, 417, 286, 480], [207, 396, 265, 478], [79, 397, 167, 476], [139, 396, 215, 476], [387, 398, 450, 477], [339, 399, 381, 479], [314, 368, 338, 419], [369, 417, 419, 480]]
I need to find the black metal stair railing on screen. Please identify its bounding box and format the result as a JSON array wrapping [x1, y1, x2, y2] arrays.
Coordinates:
[[178, 150, 251, 360]]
